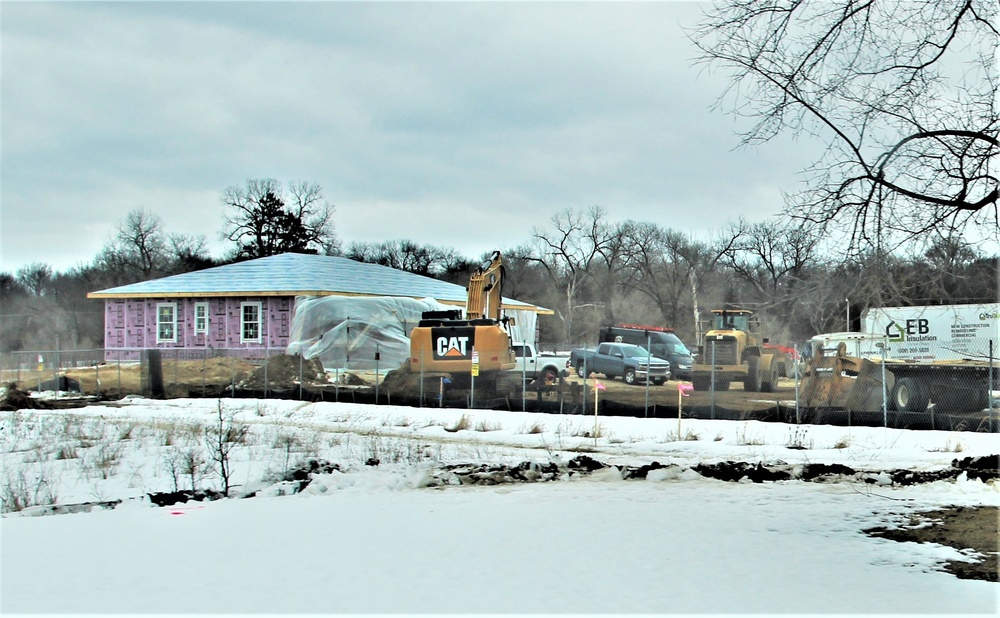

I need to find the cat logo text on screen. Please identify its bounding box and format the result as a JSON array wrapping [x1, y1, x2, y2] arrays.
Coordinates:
[[431, 327, 476, 361]]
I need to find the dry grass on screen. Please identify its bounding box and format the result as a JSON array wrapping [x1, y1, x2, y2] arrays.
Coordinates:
[[445, 414, 472, 433], [474, 419, 502, 432]]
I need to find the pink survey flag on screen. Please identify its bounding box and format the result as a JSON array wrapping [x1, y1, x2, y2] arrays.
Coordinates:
[[595, 381, 606, 391]]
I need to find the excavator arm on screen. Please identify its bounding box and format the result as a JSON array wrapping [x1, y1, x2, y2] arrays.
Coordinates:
[[465, 251, 505, 321]]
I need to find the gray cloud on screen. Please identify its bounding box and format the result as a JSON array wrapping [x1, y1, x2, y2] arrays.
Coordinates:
[[1, 1, 823, 272]]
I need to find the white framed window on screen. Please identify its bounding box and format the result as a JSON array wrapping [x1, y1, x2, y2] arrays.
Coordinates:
[[194, 302, 209, 334], [156, 303, 177, 343], [241, 302, 262, 343]]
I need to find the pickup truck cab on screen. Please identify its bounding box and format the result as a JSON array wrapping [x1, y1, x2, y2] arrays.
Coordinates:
[[569, 342, 671, 386], [509, 343, 571, 383]]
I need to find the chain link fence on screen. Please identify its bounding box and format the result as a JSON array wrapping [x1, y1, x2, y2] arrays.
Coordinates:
[[1, 342, 995, 432]]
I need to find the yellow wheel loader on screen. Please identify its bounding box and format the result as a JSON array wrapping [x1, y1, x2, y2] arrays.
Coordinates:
[[691, 309, 790, 392]]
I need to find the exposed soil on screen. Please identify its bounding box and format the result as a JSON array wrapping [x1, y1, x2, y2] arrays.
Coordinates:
[[51, 357, 259, 397], [238, 355, 326, 390], [0, 383, 54, 410], [866, 506, 998, 582]]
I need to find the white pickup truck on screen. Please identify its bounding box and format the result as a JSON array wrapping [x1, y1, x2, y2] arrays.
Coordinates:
[[509, 343, 572, 383]]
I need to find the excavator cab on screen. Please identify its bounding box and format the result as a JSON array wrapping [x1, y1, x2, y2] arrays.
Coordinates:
[[409, 251, 516, 381]]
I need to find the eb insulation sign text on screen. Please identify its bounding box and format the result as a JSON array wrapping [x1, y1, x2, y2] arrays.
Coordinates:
[[432, 327, 476, 361]]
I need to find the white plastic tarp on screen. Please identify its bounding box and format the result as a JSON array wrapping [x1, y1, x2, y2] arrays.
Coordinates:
[[287, 295, 538, 372], [287, 296, 450, 371]]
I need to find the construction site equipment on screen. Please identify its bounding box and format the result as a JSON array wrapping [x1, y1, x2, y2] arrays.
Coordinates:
[[408, 251, 515, 385], [691, 308, 790, 392], [801, 332, 997, 413]]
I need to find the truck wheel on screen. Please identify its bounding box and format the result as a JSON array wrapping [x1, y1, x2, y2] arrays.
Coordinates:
[[891, 378, 929, 412], [623, 369, 637, 385], [761, 362, 779, 393], [743, 356, 762, 392], [652, 378, 665, 386], [935, 389, 989, 412], [576, 363, 587, 378]]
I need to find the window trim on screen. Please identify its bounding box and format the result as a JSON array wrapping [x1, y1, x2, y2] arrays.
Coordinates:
[[194, 302, 209, 335], [240, 301, 263, 343], [156, 302, 177, 343]]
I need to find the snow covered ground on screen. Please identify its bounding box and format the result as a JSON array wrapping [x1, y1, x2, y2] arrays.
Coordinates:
[[1, 396, 997, 616]]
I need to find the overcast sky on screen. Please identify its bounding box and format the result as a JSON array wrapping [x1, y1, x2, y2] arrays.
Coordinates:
[[1, 1, 824, 274]]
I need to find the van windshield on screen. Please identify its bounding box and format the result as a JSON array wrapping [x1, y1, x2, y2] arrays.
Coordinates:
[[652, 334, 691, 356], [669, 341, 691, 355]]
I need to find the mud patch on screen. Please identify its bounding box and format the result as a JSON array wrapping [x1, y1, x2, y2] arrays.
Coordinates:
[[147, 489, 226, 507], [865, 506, 998, 582]]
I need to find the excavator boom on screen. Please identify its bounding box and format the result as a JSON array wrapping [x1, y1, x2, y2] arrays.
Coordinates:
[[465, 251, 504, 321]]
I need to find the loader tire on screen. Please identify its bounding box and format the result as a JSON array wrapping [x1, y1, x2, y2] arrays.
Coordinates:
[[743, 356, 762, 392], [761, 362, 780, 393], [890, 378, 929, 412], [691, 375, 712, 391]]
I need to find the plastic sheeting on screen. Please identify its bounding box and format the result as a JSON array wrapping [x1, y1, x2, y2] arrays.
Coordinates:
[[286, 295, 538, 372]]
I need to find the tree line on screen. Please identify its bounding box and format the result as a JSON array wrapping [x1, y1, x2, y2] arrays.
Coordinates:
[[1, 186, 996, 355]]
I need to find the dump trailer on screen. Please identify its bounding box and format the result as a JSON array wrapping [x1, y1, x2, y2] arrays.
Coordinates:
[[861, 303, 999, 362], [691, 309, 790, 392], [801, 332, 998, 413]]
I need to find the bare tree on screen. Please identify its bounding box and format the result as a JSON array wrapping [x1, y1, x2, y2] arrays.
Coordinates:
[[717, 218, 821, 313], [221, 178, 337, 259], [690, 1, 999, 253], [204, 400, 247, 496], [15, 262, 52, 297], [345, 239, 461, 276], [526, 207, 618, 342]]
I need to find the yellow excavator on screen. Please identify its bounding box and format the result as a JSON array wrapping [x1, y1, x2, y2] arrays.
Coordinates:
[[408, 251, 515, 384]]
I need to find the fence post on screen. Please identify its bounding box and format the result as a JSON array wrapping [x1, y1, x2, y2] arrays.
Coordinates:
[[794, 344, 801, 424], [880, 339, 888, 429], [990, 339, 995, 432], [375, 343, 380, 404], [710, 341, 716, 421], [521, 341, 526, 413], [644, 333, 651, 418], [470, 345, 476, 409]]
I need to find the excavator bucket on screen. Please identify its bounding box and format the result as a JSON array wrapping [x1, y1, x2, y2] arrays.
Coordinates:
[[800, 343, 893, 412]]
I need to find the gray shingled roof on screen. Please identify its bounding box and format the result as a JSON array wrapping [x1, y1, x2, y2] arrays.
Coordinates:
[[88, 253, 546, 312]]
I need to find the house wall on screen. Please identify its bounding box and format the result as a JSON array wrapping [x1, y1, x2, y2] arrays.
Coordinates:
[[104, 296, 295, 361]]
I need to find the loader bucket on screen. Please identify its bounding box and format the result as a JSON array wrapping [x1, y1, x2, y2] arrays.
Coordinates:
[[800, 344, 893, 412]]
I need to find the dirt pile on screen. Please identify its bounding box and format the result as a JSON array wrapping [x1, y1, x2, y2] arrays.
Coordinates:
[[239, 355, 326, 390], [0, 383, 53, 411], [379, 364, 422, 393]]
